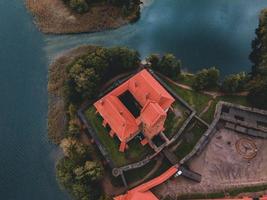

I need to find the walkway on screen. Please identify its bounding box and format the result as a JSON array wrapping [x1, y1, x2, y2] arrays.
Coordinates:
[[199, 99, 214, 117]]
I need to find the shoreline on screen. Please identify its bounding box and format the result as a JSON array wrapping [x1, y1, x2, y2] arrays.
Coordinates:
[[26, 0, 141, 34], [48, 45, 99, 143]]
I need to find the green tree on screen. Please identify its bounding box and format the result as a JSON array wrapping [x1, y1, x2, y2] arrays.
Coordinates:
[[57, 139, 103, 200], [99, 195, 113, 200], [192, 67, 220, 91], [68, 104, 77, 119], [68, 120, 80, 138], [109, 0, 140, 8], [69, 0, 89, 13], [248, 9, 267, 109], [248, 77, 267, 109], [158, 53, 181, 79], [221, 72, 247, 93], [107, 47, 140, 72], [69, 63, 99, 99], [56, 158, 73, 187], [65, 47, 140, 106], [64, 0, 141, 14], [147, 53, 181, 79], [250, 9, 267, 76], [85, 51, 109, 76], [146, 54, 160, 69], [74, 161, 103, 181], [71, 184, 90, 200], [60, 138, 91, 161]]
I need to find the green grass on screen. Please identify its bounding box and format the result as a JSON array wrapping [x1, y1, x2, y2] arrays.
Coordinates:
[[202, 95, 250, 123], [175, 120, 207, 160], [164, 102, 189, 139], [219, 95, 250, 106], [137, 157, 172, 184], [176, 73, 195, 86], [124, 159, 157, 184], [85, 107, 152, 167], [165, 79, 212, 114]]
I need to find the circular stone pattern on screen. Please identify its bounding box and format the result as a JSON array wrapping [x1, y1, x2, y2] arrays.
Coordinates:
[[112, 168, 121, 177], [235, 138, 258, 160]]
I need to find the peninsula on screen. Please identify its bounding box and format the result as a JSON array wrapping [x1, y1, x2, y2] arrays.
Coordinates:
[[26, 0, 141, 34]]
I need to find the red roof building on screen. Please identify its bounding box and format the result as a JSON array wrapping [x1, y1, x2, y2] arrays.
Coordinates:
[[94, 69, 175, 152], [114, 166, 178, 200]]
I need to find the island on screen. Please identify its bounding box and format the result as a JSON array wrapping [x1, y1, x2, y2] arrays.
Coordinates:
[[47, 7, 267, 200], [26, 0, 141, 34]]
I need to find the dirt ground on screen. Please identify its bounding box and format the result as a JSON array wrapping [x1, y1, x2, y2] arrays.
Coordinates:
[[26, 0, 139, 34], [155, 128, 267, 198]]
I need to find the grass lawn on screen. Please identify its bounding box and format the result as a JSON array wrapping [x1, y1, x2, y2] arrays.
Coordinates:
[[174, 119, 207, 160], [201, 95, 250, 123], [124, 159, 157, 184], [164, 102, 190, 139], [130, 157, 172, 185], [176, 73, 195, 86], [85, 107, 152, 167], [164, 78, 212, 114]]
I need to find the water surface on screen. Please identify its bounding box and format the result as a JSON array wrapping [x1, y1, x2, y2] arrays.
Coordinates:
[[1, 1, 267, 200], [0, 1, 69, 199], [45, 0, 267, 75]]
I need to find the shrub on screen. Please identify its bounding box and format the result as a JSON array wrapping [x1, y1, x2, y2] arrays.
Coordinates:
[[65, 47, 140, 106], [57, 139, 103, 200], [147, 53, 181, 79], [221, 72, 247, 93], [248, 77, 267, 109]]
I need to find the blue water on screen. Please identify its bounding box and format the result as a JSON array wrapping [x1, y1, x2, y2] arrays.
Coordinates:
[[45, 0, 267, 75], [0, 1, 69, 200], [1, 0, 267, 200]]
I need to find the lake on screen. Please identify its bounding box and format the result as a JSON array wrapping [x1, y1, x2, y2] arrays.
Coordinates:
[[1, 0, 267, 199], [46, 0, 267, 75]]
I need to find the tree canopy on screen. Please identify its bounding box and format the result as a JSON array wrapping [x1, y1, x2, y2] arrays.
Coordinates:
[[57, 138, 104, 200], [248, 9, 267, 109], [221, 72, 247, 93], [147, 53, 181, 79], [54, 46, 141, 200], [248, 77, 267, 109], [192, 67, 220, 91], [65, 46, 140, 105], [68, 0, 89, 13], [63, 0, 141, 14]]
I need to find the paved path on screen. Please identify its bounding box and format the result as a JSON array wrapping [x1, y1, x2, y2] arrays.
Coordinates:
[[199, 99, 214, 117]]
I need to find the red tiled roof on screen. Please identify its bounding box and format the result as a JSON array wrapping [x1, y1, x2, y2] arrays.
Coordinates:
[[95, 96, 138, 142], [94, 69, 175, 151], [141, 101, 167, 138], [114, 166, 178, 200]]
